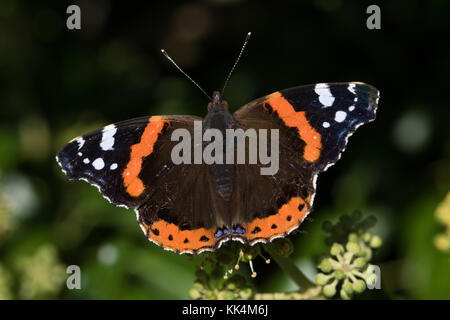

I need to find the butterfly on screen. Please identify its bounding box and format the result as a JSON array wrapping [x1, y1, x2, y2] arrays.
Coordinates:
[[56, 80, 379, 254]]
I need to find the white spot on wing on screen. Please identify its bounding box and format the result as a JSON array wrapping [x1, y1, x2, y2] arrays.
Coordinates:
[[314, 84, 335, 107], [55, 155, 67, 175], [110, 163, 118, 170], [83, 158, 90, 164], [322, 121, 330, 128], [100, 124, 117, 151], [348, 106, 355, 111], [335, 111, 347, 123], [76, 137, 85, 150], [348, 83, 357, 95], [92, 158, 105, 170]]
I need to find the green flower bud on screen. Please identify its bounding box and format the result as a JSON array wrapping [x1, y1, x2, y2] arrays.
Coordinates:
[[340, 289, 351, 300], [348, 233, 359, 242], [359, 246, 372, 261], [353, 257, 367, 268], [434, 234, 450, 252], [226, 282, 237, 291], [346, 241, 361, 255], [436, 194, 450, 224], [318, 258, 333, 273], [370, 235, 382, 248], [330, 243, 344, 256], [204, 290, 216, 300], [352, 279, 366, 293], [342, 280, 354, 296], [333, 269, 346, 281], [323, 282, 337, 297], [315, 273, 331, 286], [362, 232, 372, 243], [193, 282, 204, 291], [239, 288, 253, 300], [218, 290, 235, 300], [189, 288, 202, 299]]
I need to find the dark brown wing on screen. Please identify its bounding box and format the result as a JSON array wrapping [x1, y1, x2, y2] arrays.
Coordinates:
[[232, 111, 317, 245]]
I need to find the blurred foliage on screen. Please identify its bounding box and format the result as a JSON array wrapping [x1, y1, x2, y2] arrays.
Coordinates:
[[16, 245, 66, 299], [434, 192, 450, 255], [0, 0, 450, 299], [0, 264, 13, 299]]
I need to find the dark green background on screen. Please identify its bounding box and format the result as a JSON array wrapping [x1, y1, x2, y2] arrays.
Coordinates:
[[0, 0, 449, 299]]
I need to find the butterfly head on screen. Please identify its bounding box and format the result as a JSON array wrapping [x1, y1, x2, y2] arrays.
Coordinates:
[[208, 91, 229, 112]]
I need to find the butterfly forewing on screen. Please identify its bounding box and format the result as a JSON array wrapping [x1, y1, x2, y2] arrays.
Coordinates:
[[234, 82, 379, 172]]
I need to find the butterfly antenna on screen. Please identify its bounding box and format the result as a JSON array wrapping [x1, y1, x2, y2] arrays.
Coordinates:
[[221, 32, 252, 96], [161, 49, 212, 101]]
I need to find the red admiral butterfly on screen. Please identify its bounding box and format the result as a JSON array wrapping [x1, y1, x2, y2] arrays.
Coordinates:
[[56, 35, 379, 254]]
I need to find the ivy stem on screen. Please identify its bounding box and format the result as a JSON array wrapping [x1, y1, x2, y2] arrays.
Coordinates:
[[264, 244, 316, 291]]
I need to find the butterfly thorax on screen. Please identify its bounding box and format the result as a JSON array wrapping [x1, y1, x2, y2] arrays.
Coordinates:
[[204, 91, 237, 137]]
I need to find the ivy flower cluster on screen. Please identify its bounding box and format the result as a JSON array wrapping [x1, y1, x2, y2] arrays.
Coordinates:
[[188, 212, 382, 300], [189, 244, 267, 300], [315, 212, 382, 299]]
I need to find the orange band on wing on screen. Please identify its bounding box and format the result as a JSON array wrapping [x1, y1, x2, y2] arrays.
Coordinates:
[[141, 219, 216, 254], [122, 116, 167, 197], [243, 195, 311, 244], [265, 92, 322, 162]]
